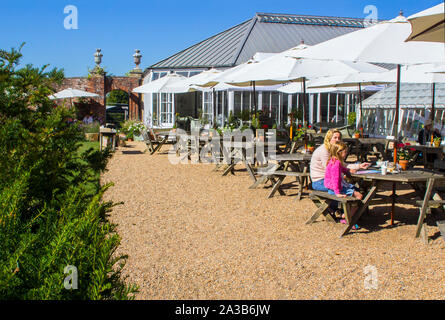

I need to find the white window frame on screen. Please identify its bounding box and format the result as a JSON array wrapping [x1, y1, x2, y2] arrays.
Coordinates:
[[202, 91, 213, 125]]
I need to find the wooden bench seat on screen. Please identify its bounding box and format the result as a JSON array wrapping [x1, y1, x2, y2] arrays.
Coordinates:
[[271, 170, 310, 178], [306, 189, 373, 237], [310, 190, 359, 203], [260, 170, 311, 200]]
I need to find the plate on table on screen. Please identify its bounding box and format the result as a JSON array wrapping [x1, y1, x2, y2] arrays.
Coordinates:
[[355, 169, 381, 175]]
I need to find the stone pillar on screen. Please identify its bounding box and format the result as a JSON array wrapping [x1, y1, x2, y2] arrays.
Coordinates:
[[128, 50, 143, 120]]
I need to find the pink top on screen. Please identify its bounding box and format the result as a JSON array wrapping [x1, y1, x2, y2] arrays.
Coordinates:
[[324, 158, 349, 195]]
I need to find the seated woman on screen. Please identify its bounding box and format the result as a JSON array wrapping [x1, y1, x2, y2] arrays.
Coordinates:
[[310, 129, 370, 214], [310, 129, 370, 190]]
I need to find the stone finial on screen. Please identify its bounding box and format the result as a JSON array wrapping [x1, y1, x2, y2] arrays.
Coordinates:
[[133, 49, 142, 70], [399, 10, 404, 16], [94, 49, 103, 67], [129, 49, 143, 78]]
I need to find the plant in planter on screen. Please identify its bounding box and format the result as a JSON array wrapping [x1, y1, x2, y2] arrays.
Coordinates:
[[293, 125, 307, 141], [434, 136, 441, 147], [353, 130, 361, 138], [121, 120, 146, 141], [251, 113, 260, 130], [397, 146, 411, 170], [227, 111, 239, 131], [348, 112, 356, 126], [306, 141, 315, 153]]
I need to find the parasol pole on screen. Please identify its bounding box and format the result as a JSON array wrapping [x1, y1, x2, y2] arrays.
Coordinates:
[[431, 82, 436, 144], [302, 77, 307, 127], [393, 64, 401, 165], [252, 80, 257, 118], [302, 77, 308, 149], [358, 83, 364, 137], [213, 87, 217, 128]]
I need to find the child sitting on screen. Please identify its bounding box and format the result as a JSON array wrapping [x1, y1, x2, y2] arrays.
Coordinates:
[[324, 141, 363, 227]]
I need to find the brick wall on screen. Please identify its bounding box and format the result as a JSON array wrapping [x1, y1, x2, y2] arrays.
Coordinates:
[[55, 74, 142, 123]]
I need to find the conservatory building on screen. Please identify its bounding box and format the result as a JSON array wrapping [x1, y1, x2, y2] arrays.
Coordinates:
[[361, 83, 445, 140], [142, 12, 387, 129]]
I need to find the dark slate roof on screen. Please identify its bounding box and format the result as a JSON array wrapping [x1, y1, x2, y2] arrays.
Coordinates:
[[146, 12, 374, 72], [148, 19, 254, 70], [362, 83, 445, 107]]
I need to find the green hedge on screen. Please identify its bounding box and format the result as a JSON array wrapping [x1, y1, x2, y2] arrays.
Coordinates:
[[0, 45, 137, 299]]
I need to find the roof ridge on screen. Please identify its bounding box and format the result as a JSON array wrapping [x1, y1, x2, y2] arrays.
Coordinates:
[[232, 16, 258, 66], [255, 12, 369, 21]]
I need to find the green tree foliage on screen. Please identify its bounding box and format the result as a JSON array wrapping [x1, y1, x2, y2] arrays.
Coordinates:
[[348, 112, 356, 126], [0, 44, 137, 299], [107, 90, 129, 105]]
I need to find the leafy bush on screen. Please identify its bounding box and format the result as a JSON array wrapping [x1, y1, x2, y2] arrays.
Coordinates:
[[120, 120, 145, 139], [348, 112, 356, 126], [0, 44, 137, 299]]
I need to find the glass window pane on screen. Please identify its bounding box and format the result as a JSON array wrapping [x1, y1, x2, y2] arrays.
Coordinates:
[[234, 92, 242, 118]]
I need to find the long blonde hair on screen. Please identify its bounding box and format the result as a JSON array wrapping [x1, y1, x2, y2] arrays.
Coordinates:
[[324, 129, 342, 150], [327, 141, 348, 166]]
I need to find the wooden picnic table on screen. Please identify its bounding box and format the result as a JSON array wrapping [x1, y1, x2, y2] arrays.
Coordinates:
[[250, 152, 312, 199], [173, 132, 210, 161], [343, 137, 388, 162], [218, 139, 290, 182], [350, 169, 445, 241]]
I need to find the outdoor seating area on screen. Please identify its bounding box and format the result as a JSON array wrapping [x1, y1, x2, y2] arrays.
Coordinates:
[[9, 0, 445, 302], [139, 124, 445, 244], [104, 139, 445, 299]]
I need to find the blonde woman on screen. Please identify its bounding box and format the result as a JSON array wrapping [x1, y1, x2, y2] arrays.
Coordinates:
[[310, 129, 370, 192]]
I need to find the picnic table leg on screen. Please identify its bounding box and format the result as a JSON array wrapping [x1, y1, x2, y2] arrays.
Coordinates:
[[241, 149, 257, 182], [221, 148, 236, 176], [415, 178, 435, 241], [222, 164, 236, 176], [249, 175, 268, 189], [390, 182, 396, 225], [267, 176, 286, 198], [340, 186, 377, 237], [305, 198, 330, 225], [296, 166, 308, 201], [249, 163, 280, 189]]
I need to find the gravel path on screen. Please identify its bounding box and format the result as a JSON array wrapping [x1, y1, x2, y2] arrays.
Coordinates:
[[102, 141, 445, 300]]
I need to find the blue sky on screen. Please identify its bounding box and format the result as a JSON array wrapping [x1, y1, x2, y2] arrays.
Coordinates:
[[0, 0, 441, 77]]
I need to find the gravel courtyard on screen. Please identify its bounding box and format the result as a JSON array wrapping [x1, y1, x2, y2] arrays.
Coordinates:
[[102, 141, 445, 300]]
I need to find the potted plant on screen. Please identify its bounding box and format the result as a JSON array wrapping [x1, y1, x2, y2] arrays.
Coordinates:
[[293, 125, 306, 141], [434, 136, 441, 147], [306, 141, 315, 153], [353, 130, 360, 139], [397, 147, 410, 170], [121, 120, 146, 142]]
